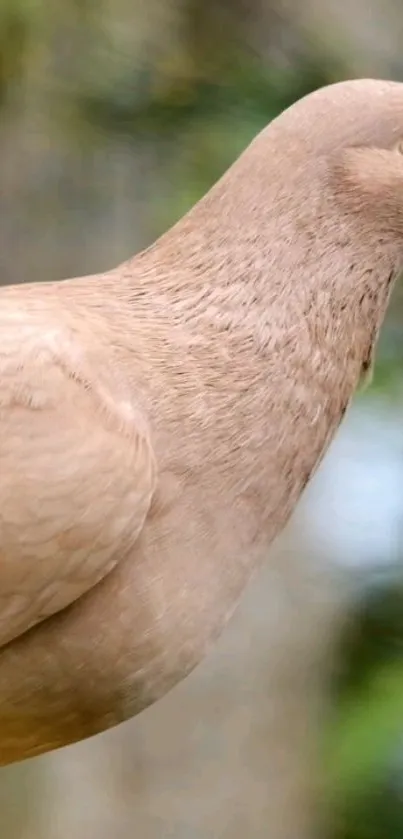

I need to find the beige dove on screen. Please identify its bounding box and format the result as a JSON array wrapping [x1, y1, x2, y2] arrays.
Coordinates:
[[0, 77, 402, 765]]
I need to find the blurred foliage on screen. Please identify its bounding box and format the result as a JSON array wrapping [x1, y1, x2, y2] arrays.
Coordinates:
[[324, 575, 403, 838], [75, 53, 337, 138]]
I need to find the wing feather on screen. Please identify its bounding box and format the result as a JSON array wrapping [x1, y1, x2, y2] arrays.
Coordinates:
[[0, 299, 156, 646]]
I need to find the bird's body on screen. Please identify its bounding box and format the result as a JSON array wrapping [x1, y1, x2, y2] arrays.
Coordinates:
[[1, 78, 403, 764]]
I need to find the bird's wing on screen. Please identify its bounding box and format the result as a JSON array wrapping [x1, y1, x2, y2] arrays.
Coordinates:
[[0, 298, 156, 646]]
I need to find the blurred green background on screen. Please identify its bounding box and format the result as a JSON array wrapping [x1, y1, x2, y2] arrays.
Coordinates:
[[1, 1, 403, 837]]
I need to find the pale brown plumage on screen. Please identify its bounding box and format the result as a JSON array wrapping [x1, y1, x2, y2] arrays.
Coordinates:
[[0, 78, 403, 765]]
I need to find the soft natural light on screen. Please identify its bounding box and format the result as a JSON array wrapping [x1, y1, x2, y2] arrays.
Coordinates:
[[304, 402, 403, 568]]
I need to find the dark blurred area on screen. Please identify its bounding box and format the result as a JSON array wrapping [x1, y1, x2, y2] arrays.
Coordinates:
[[1, 2, 403, 837]]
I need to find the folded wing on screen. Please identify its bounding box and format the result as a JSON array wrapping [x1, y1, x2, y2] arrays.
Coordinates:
[[0, 299, 156, 646]]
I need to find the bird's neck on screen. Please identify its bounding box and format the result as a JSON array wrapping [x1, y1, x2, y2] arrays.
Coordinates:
[[104, 207, 396, 485], [116, 193, 397, 386]]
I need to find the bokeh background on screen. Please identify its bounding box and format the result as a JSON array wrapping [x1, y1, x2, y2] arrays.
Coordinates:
[[1, 1, 403, 837]]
